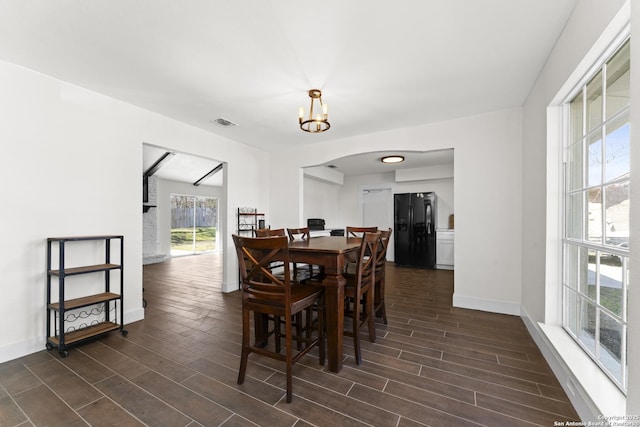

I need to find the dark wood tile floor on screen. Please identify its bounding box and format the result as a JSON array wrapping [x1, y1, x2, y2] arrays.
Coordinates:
[[0, 253, 580, 426]]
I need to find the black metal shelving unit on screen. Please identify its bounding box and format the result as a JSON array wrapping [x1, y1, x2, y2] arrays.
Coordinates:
[[46, 235, 127, 357], [237, 208, 264, 236]]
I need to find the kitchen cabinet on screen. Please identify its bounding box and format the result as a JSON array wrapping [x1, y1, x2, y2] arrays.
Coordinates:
[[436, 230, 454, 269]]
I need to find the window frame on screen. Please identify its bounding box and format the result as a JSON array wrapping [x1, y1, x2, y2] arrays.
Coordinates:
[[560, 37, 630, 392]]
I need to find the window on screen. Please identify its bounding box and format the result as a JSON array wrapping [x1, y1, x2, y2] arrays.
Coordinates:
[[562, 39, 630, 390], [170, 194, 218, 256]]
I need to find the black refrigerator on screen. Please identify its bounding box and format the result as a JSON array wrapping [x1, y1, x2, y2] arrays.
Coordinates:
[[394, 192, 436, 268]]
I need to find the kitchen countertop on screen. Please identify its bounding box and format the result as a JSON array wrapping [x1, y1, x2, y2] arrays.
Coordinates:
[[309, 228, 344, 237]]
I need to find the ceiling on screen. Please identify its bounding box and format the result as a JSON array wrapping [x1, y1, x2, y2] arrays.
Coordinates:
[[143, 144, 223, 187], [323, 149, 454, 178], [0, 1, 578, 181]]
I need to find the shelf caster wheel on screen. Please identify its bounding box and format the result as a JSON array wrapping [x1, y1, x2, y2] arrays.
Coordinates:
[[121, 329, 128, 337], [59, 350, 68, 358], [46, 342, 53, 351]]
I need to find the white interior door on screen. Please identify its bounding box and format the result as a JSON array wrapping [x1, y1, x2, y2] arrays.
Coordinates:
[[362, 188, 394, 261]]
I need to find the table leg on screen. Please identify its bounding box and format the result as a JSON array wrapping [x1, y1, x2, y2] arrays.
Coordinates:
[[323, 273, 345, 372]]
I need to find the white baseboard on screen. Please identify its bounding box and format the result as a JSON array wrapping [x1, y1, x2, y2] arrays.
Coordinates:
[[142, 253, 166, 265], [452, 294, 521, 316], [222, 280, 240, 293], [0, 308, 145, 364], [520, 305, 625, 421], [125, 307, 145, 324], [0, 335, 43, 364]]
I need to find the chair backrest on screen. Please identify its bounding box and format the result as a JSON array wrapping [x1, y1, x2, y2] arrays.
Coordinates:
[[287, 227, 311, 241], [354, 232, 380, 288], [375, 228, 392, 273], [255, 228, 286, 237], [232, 234, 292, 303], [346, 226, 378, 238]]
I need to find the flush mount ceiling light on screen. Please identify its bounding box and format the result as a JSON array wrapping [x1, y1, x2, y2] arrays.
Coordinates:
[[381, 155, 405, 164], [299, 89, 330, 133]]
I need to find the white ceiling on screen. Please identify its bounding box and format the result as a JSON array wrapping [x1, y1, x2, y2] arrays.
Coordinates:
[[143, 144, 223, 187], [324, 149, 455, 178], [0, 0, 578, 181]]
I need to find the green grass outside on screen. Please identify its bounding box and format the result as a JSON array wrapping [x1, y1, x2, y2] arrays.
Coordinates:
[[585, 284, 623, 358], [171, 227, 216, 252], [586, 284, 623, 316]]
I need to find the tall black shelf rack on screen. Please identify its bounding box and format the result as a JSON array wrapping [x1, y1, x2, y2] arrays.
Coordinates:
[[46, 235, 127, 357], [237, 208, 265, 236]]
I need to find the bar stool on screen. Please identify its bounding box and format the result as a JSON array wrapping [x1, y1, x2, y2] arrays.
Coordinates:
[[344, 231, 380, 365], [232, 234, 325, 403]]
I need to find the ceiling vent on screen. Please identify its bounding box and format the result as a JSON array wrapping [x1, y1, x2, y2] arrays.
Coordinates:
[[212, 117, 238, 127]]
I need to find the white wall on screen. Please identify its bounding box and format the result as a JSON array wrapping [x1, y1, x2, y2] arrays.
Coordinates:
[[270, 107, 523, 315], [342, 173, 454, 263], [303, 167, 455, 232], [143, 175, 163, 264], [303, 169, 454, 264], [628, 0, 640, 414], [339, 172, 396, 229], [0, 60, 268, 363], [389, 179, 454, 230], [522, 0, 628, 326], [156, 178, 224, 256], [519, 0, 638, 418], [302, 177, 343, 228]]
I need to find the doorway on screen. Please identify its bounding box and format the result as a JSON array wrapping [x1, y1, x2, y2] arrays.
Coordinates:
[[143, 142, 227, 292]]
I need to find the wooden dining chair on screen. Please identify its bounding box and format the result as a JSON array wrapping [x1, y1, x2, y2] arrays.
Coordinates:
[[255, 227, 286, 237], [232, 234, 324, 403], [344, 231, 380, 365], [286, 227, 311, 241], [373, 228, 392, 324], [344, 226, 378, 275], [253, 227, 306, 348], [255, 228, 287, 272], [287, 226, 328, 345], [287, 227, 319, 281], [346, 226, 378, 237]]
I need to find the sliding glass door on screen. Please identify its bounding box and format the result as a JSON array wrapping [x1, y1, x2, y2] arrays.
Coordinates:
[[170, 194, 218, 256]]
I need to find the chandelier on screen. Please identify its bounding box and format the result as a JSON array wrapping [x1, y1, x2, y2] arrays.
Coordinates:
[[298, 89, 330, 133]]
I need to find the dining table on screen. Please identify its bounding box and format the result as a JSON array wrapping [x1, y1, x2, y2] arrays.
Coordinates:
[[288, 235, 362, 373]]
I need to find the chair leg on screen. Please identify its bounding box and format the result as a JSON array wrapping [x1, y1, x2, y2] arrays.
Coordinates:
[[253, 312, 268, 348], [304, 306, 314, 345], [237, 307, 251, 385], [274, 316, 282, 353], [376, 277, 388, 324], [366, 288, 376, 343], [380, 301, 387, 325], [352, 297, 362, 365], [318, 297, 325, 366], [285, 315, 293, 403], [294, 313, 303, 351]]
